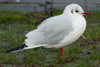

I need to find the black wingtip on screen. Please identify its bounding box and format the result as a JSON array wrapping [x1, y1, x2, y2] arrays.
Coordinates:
[[5, 50, 12, 53], [5, 44, 27, 53]]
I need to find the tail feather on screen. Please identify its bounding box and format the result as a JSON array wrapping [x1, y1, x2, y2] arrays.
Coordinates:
[[5, 44, 28, 53]]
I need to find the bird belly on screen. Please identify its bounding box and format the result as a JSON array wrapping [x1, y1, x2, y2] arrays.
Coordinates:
[[48, 20, 86, 48], [62, 19, 86, 46]]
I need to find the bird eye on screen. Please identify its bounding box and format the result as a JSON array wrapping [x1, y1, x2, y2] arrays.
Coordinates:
[[75, 10, 79, 13]]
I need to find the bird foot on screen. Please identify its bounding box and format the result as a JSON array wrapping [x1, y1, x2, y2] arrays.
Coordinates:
[[60, 56, 67, 59], [60, 56, 70, 61]]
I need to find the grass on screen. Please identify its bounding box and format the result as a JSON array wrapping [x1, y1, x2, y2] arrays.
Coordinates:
[[0, 10, 100, 67]]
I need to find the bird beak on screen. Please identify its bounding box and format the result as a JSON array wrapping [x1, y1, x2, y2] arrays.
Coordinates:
[[82, 12, 90, 15]]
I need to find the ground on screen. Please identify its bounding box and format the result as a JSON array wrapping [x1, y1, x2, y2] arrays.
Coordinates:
[[0, 10, 100, 67]]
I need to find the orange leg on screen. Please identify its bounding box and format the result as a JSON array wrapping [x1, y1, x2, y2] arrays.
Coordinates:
[[60, 47, 67, 59], [60, 48, 70, 62], [60, 47, 63, 57]]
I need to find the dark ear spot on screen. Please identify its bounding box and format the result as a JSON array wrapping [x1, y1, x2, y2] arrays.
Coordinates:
[[75, 10, 79, 13], [71, 10, 73, 14]]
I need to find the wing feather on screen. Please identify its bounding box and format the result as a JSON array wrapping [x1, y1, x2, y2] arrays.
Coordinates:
[[25, 15, 73, 47]]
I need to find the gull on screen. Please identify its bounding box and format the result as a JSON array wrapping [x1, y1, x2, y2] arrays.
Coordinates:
[[5, 4, 90, 58]]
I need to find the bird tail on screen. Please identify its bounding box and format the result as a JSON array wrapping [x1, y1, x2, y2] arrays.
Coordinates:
[[5, 44, 28, 53]]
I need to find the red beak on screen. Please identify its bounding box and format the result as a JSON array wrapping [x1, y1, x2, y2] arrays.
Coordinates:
[[82, 12, 90, 15]]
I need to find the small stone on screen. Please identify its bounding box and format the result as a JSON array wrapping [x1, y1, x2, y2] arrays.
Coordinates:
[[87, 52, 91, 55]]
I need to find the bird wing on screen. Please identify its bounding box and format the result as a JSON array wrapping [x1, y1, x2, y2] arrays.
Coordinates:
[[25, 15, 73, 48]]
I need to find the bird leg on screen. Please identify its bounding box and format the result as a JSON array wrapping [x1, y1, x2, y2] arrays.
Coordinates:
[[60, 47, 67, 59], [81, 35, 91, 43], [60, 47, 70, 62], [60, 47, 63, 57]]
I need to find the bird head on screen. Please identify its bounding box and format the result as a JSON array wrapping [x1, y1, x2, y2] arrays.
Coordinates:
[[63, 4, 90, 16]]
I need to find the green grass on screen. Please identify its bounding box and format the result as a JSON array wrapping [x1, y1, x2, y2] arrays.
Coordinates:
[[0, 10, 100, 67]]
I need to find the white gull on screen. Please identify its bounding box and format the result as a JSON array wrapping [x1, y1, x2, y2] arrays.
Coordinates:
[[5, 3, 90, 58]]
